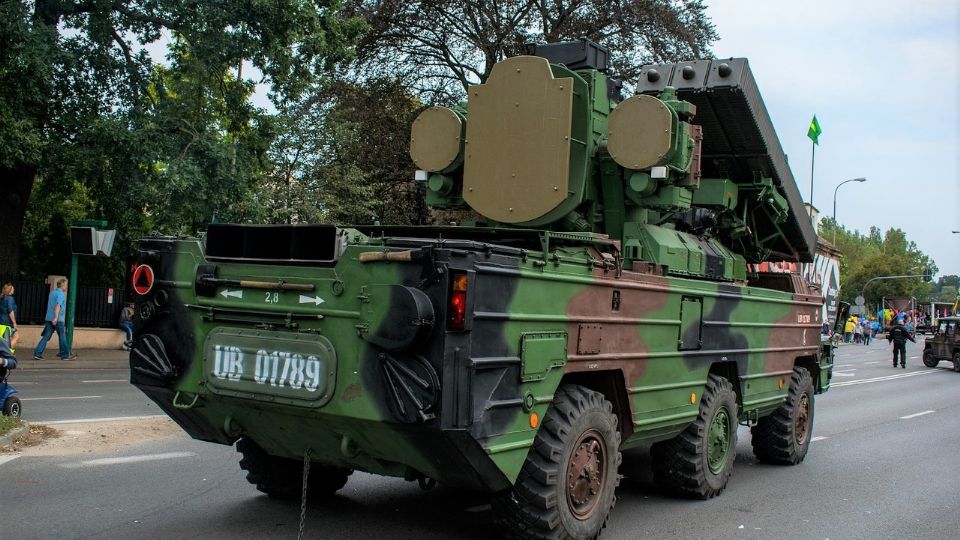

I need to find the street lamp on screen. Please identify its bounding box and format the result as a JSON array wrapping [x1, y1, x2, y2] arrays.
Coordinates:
[[832, 177, 867, 244]]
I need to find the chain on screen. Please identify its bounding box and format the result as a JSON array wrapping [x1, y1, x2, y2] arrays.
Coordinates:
[[297, 449, 311, 540]]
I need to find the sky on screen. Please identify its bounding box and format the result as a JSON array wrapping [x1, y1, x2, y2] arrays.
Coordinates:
[[706, 0, 960, 277]]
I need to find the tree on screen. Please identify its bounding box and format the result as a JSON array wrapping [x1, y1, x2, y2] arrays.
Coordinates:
[[819, 219, 938, 307], [347, 0, 717, 102], [0, 0, 363, 278], [262, 78, 425, 225]]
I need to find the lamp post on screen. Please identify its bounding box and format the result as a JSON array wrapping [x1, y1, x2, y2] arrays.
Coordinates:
[[832, 177, 867, 244]]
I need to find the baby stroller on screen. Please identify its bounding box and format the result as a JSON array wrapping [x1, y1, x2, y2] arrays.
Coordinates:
[[1, 358, 19, 417]]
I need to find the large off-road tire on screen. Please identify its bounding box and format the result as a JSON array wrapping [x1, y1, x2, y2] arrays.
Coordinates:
[[651, 374, 738, 499], [952, 351, 960, 373], [922, 349, 939, 368], [493, 385, 622, 540], [751, 367, 815, 465], [3, 395, 21, 417], [236, 437, 352, 500]]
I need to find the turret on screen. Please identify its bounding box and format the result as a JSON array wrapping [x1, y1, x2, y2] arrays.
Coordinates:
[[409, 40, 815, 281]]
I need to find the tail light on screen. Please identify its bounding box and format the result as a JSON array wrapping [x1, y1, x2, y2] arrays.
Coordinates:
[[448, 272, 468, 330]]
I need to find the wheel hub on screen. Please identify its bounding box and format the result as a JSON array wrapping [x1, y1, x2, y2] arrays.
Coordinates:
[[708, 407, 731, 474], [567, 429, 607, 520], [795, 393, 810, 445]]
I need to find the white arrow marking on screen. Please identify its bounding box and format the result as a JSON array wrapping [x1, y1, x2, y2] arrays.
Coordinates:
[[299, 294, 325, 306], [221, 289, 243, 299]]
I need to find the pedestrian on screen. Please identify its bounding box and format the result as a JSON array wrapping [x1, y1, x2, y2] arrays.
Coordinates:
[[0, 283, 17, 334], [118, 303, 134, 350], [853, 319, 862, 344], [861, 319, 872, 345], [886, 319, 915, 369], [33, 278, 77, 361], [843, 317, 854, 343]]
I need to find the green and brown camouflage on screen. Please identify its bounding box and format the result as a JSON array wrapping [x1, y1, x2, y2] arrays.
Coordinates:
[[131, 40, 836, 538]]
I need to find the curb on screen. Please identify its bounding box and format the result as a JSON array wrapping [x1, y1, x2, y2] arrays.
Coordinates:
[[0, 421, 30, 449]]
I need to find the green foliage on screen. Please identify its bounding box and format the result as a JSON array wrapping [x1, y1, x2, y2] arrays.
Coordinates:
[[818, 218, 937, 306], [261, 78, 425, 225], [349, 0, 718, 101], [2, 0, 363, 280]]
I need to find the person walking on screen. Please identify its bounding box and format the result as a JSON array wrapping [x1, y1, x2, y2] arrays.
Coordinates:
[[33, 278, 77, 361], [853, 319, 863, 344], [843, 317, 854, 343], [886, 320, 915, 369], [861, 319, 872, 346], [0, 283, 17, 335]]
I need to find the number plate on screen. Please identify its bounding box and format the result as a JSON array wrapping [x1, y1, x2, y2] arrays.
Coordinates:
[[203, 327, 336, 407]]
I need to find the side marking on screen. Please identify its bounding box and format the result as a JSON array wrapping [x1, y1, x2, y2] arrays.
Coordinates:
[[60, 452, 196, 468], [22, 396, 102, 401], [0, 455, 21, 467], [899, 410, 935, 420], [831, 370, 942, 388], [40, 415, 169, 425]]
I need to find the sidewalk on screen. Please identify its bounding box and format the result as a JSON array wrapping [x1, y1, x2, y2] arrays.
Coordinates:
[[11, 348, 130, 370]]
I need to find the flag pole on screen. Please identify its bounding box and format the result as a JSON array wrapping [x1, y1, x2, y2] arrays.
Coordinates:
[[809, 139, 815, 220]]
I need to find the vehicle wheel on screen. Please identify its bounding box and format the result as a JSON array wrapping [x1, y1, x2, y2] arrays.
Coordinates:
[[751, 367, 815, 465], [651, 374, 738, 499], [922, 349, 939, 368], [493, 385, 621, 540], [3, 395, 21, 417], [236, 437, 352, 500], [953, 351, 960, 373]]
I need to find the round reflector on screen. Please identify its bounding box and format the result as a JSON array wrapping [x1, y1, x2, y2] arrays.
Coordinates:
[[132, 264, 155, 295]]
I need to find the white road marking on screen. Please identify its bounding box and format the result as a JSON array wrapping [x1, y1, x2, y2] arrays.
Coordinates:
[[21, 395, 102, 401], [900, 410, 935, 420], [39, 414, 168, 425], [832, 369, 942, 388], [909, 356, 919, 359], [81, 379, 127, 383], [0, 454, 21, 467], [60, 451, 196, 469], [811, 436, 829, 442], [864, 361, 879, 365], [833, 372, 855, 377]]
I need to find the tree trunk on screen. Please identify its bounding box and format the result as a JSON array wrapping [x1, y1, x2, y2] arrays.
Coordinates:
[[0, 163, 36, 279]]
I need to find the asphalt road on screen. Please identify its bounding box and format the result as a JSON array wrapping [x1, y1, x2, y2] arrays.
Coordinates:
[[10, 367, 160, 424], [2, 339, 958, 539]]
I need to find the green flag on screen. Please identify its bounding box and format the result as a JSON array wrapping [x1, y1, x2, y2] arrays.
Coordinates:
[[807, 115, 822, 145]]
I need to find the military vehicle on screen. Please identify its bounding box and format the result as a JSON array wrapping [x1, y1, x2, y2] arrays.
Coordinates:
[[130, 39, 835, 539], [922, 316, 960, 372]]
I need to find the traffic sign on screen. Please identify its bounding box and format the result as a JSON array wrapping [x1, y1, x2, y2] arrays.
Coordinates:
[[855, 295, 865, 306], [132, 264, 155, 295]]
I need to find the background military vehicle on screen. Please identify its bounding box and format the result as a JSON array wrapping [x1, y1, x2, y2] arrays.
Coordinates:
[[130, 39, 835, 539], [922, 316, 960, 372]]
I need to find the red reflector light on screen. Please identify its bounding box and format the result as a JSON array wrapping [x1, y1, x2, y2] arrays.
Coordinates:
[[448, 272, 468, 330], [132, 264, 155, 296]]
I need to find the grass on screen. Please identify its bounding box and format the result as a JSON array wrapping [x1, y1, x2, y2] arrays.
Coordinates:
[[0, 415, 23, 436]]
